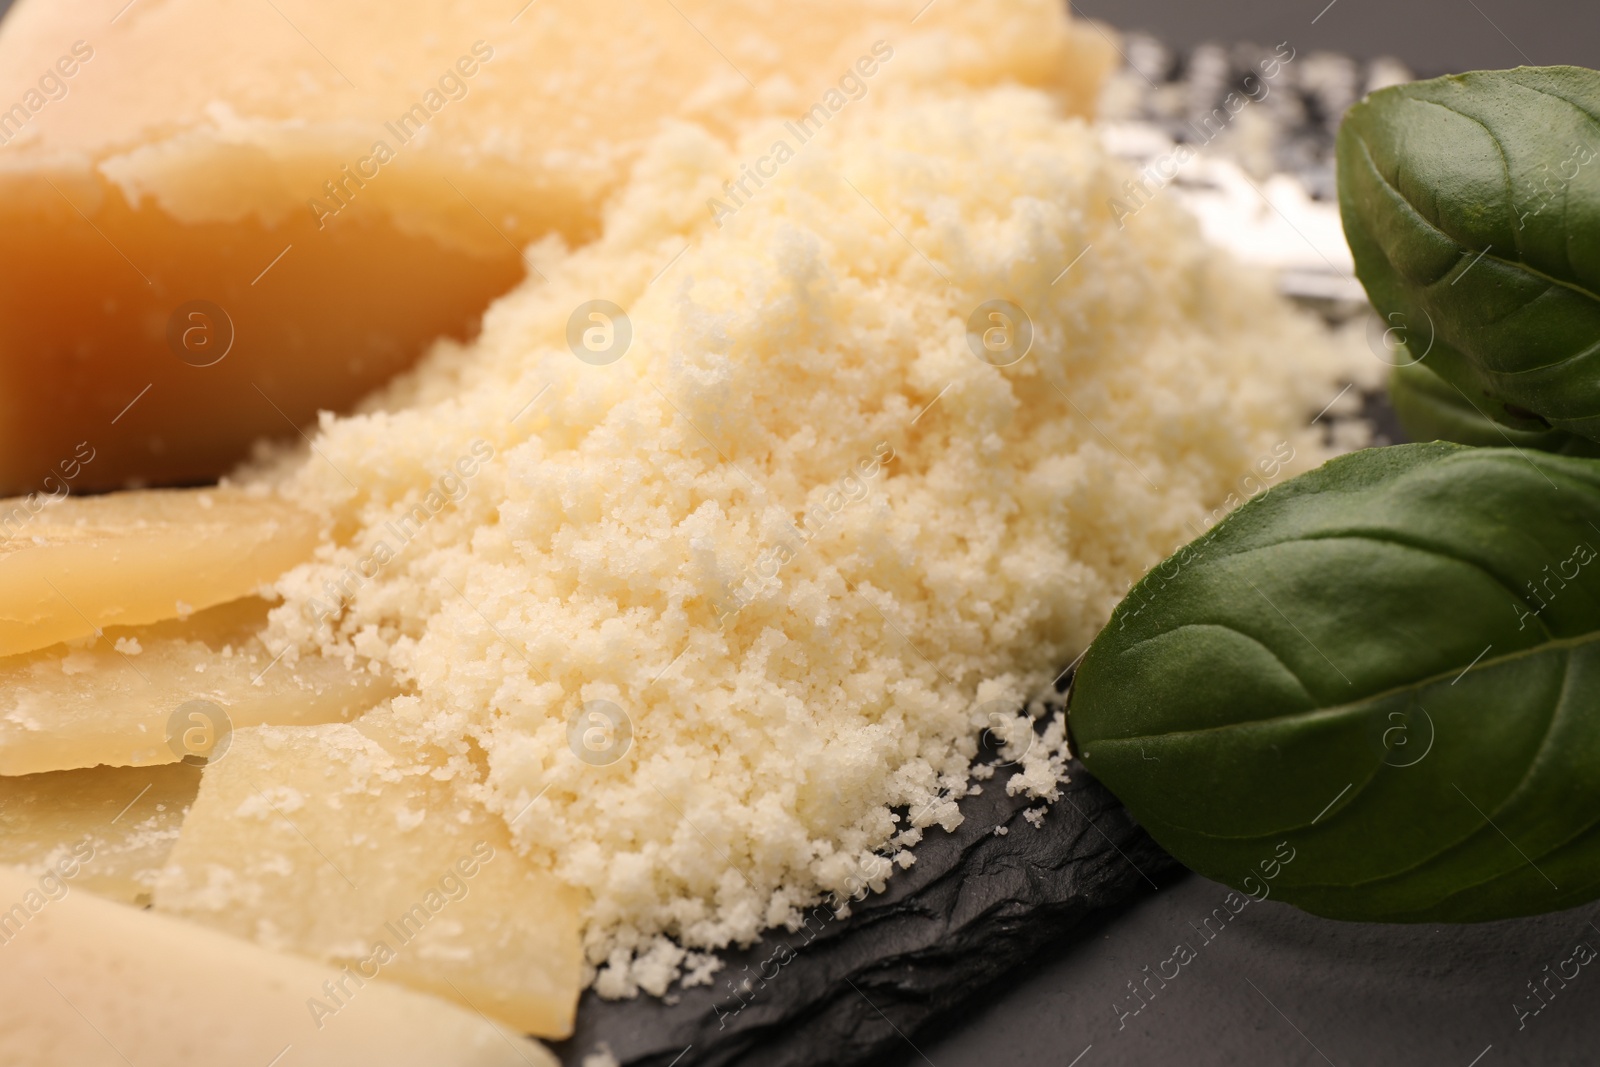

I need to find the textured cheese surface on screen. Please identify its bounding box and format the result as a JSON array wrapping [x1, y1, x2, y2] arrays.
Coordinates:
[[0, 0, 1107, 242], [0, 865, 555, 1066], [0, 597, 392, 774], [247, 73, 1375, 991], [0, 0, 1110, 494], [155, 723, 584, 1037], [0, 762, 199, 904], [0, 487, 316, 656]]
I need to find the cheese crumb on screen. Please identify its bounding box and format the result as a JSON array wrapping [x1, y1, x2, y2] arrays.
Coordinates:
[[253, 42, 1370, 993]]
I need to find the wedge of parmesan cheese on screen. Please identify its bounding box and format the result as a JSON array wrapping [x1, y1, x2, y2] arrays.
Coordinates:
[[0, 486, 317, 657], [0, 763, 199, 905], [0, 597, 392, 775], [0, 0, 1110, 494], [155, 723, 583, 1038], [0, 865, 555, 1066]]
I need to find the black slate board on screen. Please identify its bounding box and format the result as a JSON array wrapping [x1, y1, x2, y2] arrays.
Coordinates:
[[552, 755, 1182, 1067]]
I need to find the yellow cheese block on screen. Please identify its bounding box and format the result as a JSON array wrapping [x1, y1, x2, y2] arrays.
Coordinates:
[[0, 763, 199, 905], [0, 0, 1109, 493], [0, 865, 556, 1066], [0, 486, 316, 657], [0, 597, 392, 774], [155, 723, 584, 1038]]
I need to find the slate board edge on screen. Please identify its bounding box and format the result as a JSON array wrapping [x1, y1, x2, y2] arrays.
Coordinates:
[[551, 753, 1183, 1067]]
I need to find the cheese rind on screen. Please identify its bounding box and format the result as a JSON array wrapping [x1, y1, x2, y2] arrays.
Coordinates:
[[0, 865, 555, 1066], [0, 0, 1110, 493]]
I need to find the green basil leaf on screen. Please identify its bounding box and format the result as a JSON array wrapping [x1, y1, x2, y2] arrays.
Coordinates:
[[1338, 67, 1600, 441], [1070, 443, 1600, 921], [1387, 359, 1600, 454]]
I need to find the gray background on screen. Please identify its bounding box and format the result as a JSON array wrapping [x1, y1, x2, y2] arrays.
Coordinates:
[[916, 8, 1600, 1067], [1070, 0, 1597, 74], [920, 872, 1600, 1066]]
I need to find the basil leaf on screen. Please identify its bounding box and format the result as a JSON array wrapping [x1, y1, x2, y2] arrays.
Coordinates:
[[1070, 443, 1600, 921], [1388, 359, 1600, 454], [1338, 67, 1600, 441]]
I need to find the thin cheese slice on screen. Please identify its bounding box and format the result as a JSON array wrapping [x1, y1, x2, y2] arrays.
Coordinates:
[[0, 0, 1110, 493], [0, 597, 391, 775], [0, 865, 555, 1066], [0, 763, 199, 904], [0, 486, 317, 657], [155, 723, 583, 1038]]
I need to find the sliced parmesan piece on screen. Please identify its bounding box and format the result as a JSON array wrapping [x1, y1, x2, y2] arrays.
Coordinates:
[[0, 596, 389, 775], [0, 0, 1110, 493], [155, 723, 583, 1038], [0, 486, 317, 657], [0, 763, 199, 904], [0, 865, 555, 1067]]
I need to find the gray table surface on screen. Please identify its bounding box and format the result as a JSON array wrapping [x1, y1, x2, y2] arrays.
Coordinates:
[[1070, 0, 1596, 74], [921, 871, 1600, 1066]]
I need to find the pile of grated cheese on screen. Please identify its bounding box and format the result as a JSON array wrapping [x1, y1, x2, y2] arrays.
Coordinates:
[[246, 34, 1374, 995]]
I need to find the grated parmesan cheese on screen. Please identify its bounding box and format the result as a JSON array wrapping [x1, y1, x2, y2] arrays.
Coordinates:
[[247, 24, 1373, 994]]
